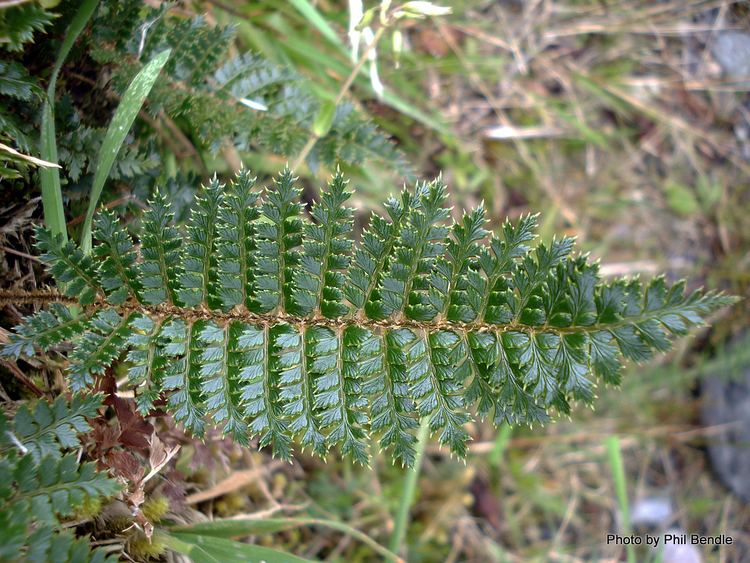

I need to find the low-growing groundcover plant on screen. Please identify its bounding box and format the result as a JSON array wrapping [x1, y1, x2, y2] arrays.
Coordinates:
[[0, 168, 736, 561]]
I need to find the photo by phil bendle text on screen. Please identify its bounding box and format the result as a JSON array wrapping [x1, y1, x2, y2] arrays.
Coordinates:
[[607, 533, 733, 548]]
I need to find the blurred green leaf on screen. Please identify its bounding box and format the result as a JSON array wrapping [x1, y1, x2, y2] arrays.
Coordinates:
[[287, 0, 343, 47], [664, 181, 699, 216], [312, 101, 336, 137]]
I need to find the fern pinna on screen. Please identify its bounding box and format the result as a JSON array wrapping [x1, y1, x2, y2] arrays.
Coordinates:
[[0, 394, 119, 562], [2, 169, 734, 466]]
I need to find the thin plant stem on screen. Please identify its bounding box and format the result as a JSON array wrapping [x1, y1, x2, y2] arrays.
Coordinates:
[[389, 416, 430, 558], [291, 25, 387, 172], [606, 436, 636, 563]]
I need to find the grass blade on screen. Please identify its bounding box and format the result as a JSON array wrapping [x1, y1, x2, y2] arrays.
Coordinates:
[[606, 435, 636, 563], [162, 533, 313, 563], [389, 416, 430, 558], [169, 517, 402, 561], [80, 48, 171, 253], [39, 0, 100, 241], [488, 422, 512, 468], [287, 0, 344, 47]]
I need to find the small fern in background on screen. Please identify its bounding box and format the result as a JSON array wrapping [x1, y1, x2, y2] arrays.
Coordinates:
[[0, 394, 119, 562], [3, 169, 734, 467], [88, 0, 410, 175], [0, 2, 53, 53]]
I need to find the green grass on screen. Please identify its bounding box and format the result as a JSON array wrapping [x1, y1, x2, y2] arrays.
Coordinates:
[[606, 436, 636, 563], [80, 49, 171, 253], [39, 0, 100, 241]]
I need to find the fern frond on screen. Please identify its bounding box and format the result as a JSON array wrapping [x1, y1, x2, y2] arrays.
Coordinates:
[[433, 204, 489, 321], [0, 453, 118, 561], [6, 453, 118, 522], [162, 319, 205, 436], [0, 60, 41, 100], [217, 169, 260, 310], [25, 525, 117, 563], [3, 169, 737, 465], [315, 326, 368, 464], [2, 303, 90, 360], [126, 315, 166, 414], [88, 7, 411, 175], [256, 168, 303, 314], [345, 187, 419, 315], [0, 4, 54, 52], [0, 395, 119, 562], [199, 322, 248, 441], [68, 310, 133, 392], [35, 226, 103, 305], [380, 178, 451, 321], [278, 324, 326, 456], [363, 328, 418, 466], [0, 394, 101, 461]]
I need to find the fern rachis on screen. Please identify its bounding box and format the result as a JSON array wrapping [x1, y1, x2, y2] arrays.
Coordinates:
[[2, 169, 736, 466]]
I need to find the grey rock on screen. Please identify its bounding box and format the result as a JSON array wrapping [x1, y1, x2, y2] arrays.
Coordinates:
[[662, 530, 703, 563], [631, 496, 673, 528], [712, 32, 750, 78], [700, 336, 750, 501]]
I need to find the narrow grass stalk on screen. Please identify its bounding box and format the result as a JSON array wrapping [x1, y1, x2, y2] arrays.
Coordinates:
[[290, 25, 386, 172], [488, 422, 512, 468], [606, 435, 636, 563], [389, 416, 430, 558], [39, 0, 100, 241], [287, 0, 342, 46]]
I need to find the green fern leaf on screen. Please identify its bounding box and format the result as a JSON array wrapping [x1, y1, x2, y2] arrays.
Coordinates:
[[255, 168, 303, 314], [0, 4, 54, 52], [93, 209, 141, 305], [178, 177, 224, 308], [0, 393, 119, 562], [88, 8, 411, 175], [217, 169, 260, 310], [3, 169, 737, 466], [280, 325, 326, 456], [35, 226, 103, 306], [374, 178, 449, 320], [139, 189, 182, 306], [0, 453, 118, 560], [1, 394, 101, 461], [199, 322, 248, 441], [68, 310, 132, 392], [126, 314, 166, 414], [345, 188, 419, 314], [162, 319, 206, 436], [2, 303, 90, 360], [291, 170, 353, 318], [0, 60, 41, 100], [25, 525, 117, 563], [362, 328, 418, 466]]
